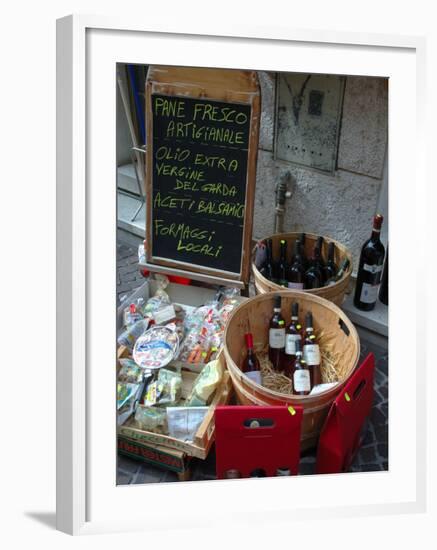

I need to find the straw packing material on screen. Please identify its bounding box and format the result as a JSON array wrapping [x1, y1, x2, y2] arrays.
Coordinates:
[[254, 329, 345, 395]]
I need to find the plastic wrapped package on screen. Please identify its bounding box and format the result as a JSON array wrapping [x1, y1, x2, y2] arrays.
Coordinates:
[[123, 301, 144, 328], [138, 242, 146, 264], [142, 291, 171, 319], [117, 318, 150, 351], [118, 359, 144, 384], [117, 382, 141, 410], [178, 327, 209, 364], [165, 318, 185, 342], [134, 405, 167, 433], [143, 368, 182, 407], [166, 407, 209, 442], [183, 306, 207, 334], [219, 289, 240, 325], [185, 359, 224, 406]]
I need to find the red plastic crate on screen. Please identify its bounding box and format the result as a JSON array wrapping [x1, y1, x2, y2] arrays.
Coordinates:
[[215, 405, 303, 479], [316, 353, 375, 474]]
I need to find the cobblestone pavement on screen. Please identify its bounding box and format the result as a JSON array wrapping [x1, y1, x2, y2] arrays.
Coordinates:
[[116, 240, 388, 483]]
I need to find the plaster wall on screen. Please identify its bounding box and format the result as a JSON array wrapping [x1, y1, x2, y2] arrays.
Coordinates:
[[253, 72, 388, 269]]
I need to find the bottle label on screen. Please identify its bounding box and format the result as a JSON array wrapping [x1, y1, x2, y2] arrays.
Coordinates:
[[294, 369, 310, 392], [363, 263, 383, 274], [245, 370, 262, 385], [360, 282, 379, 304], [363, 263, 383, 286], [269, 328, 285, 349], [285, 334, 301, 355], [287, 281, 304, 289], [303, 344, 320, 366]]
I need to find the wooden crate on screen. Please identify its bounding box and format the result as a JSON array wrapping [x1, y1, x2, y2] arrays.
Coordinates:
[[118, 436, 192, 479], [118, 358, 233, 460]]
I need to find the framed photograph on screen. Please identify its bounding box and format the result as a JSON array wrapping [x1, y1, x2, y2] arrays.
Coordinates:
[[56, 14, 426, 535]]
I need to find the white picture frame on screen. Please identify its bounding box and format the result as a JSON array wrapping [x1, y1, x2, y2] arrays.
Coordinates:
[[56, 14, 427, 535]]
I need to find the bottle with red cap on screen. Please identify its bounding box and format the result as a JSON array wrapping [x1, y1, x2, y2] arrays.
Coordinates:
[[242, 333, 262, 385], [354, 214, 386, 311]]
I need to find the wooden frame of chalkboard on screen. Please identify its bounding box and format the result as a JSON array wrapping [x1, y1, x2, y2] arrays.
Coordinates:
[[143, 66, 260, 288]]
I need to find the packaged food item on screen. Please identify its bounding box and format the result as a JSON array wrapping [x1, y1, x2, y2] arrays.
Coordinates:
[[219, 289, 240, 325], [143, 368, 182, 407], [185, 359, 224, 406], [153, 274, 170, 290], [178, 326, 210, 364], [117, 318, 150, 351], [123, 301, 144, 328], [141, 288, 171, 318], [134, 405, 167, 433], [133, 326, 179, 369], [183, 307, 207, 334], [219, 301, 238, 325], [138, 242, 146, 263], [166, 407, 209, 442], [117, 382, 141, 410], [118, 358, 144, 384], [165, 318, 185, 342]]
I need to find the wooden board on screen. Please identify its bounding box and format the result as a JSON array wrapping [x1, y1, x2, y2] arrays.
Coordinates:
[[145, 66, 260, 285]]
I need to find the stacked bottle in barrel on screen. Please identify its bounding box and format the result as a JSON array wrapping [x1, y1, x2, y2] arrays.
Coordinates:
[[243, 296, 322, 396], [259, 233, 350, 290]]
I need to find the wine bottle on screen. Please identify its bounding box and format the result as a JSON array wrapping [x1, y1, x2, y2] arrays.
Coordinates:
[[277, 239, 288, 287], [314, 237, 326, 283], [354, 214, 385, 311], [287, 240, 305, 289], [299, 233, 308, 269], [242, 333, 262, 385], [261, 238, 276, 283], [292, 339, 311, 396], [303, 312, 322, 388], [325, 257, 350, 286], [268, 295, 286, 371], [284, 302, 302, 377], [323, 242, 337, 282], [304, 244, 323, 289], [379, 245, 388, 305]]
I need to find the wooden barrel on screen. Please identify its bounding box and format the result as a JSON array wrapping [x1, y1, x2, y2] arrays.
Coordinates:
[[223, 291, 360, 451], [252, 232, 353, 306]]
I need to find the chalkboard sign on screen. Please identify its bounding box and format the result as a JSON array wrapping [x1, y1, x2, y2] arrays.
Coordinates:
[[145, 67, 260, 285]]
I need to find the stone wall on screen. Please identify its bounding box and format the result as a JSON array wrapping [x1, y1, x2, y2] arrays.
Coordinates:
[[253, 72, 388, 269]]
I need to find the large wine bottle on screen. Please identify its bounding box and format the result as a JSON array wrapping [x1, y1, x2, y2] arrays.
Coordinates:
[[354, 214, 385, 311], [284, 302, 302, 377], [287, 240, 305, 289], [277, 239, 288, 287], [242, 333, 262, 385], [302, 312, 321, 388], [323, 242, 337, 282], [268, 295, 286, 371], [304, 242, 323, 289], [261, 238, 276, 283]]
